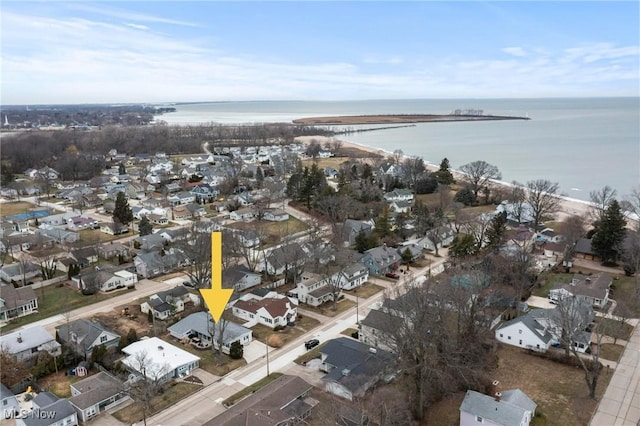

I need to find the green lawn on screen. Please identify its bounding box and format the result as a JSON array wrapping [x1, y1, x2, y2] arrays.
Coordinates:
[[533, 272, 573, 297], [0, 285, 135, 334], [345, 282, 385, 299], [596, 317, 634, 341], [222, 373, 283, 407], [301, 298, 356, 317], [112, 382, 201, 424], [294, 342, 326, 365]]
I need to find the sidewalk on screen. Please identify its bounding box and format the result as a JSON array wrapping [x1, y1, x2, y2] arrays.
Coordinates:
[[591, 321, 640, 425]]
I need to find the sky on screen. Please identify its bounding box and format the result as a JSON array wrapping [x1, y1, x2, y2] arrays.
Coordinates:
[[1, 1, 639, 104]]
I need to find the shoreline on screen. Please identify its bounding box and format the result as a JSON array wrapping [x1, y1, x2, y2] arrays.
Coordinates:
[[296, 135, 598, 223]]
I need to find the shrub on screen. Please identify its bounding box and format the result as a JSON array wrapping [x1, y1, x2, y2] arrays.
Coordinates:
[[229, 341, 243, 359], [267, 334, 283, 348]]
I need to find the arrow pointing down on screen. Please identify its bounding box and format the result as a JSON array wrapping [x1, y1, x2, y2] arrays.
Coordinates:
[[199, 231, 232, 322]]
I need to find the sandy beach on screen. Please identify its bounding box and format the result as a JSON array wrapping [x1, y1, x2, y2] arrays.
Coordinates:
[[296, 135, 598, 224]]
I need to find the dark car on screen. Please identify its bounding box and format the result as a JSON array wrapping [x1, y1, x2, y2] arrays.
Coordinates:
[[385, 272, 400, 279], [305, 339, 320, 350], [182, 280, 195, 288]]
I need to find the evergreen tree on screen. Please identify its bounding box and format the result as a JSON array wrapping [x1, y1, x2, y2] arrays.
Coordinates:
[[229, 341, 244, 359], [118, 163, 126, 175], [375, 206, 392, 238], [138, 216, 153, 236], [591, 200, 627, 265], [485, 211, 508, 252], [113, 191, 133, 226], [454, 186, 475, 206], [449, 234, 478, 258], [435, 158, 455, 185]]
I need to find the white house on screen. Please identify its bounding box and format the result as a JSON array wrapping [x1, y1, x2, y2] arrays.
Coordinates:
[[121, 337, 200, 383], [548, 273, 612, 309], [232, 293, 298, 329], [293, 271, 340, 307], [223, 265, 262, 292], [0, 284, 38, 323], [1, 384, 20, 419], [140, 287, 192, 321], [338, 262, 369, 291], [71, 269, 137, 293], [263, 208, 289, 222], [0, 326, 61, 362], [16, 392, 78, 426], [383, 188, 414, 202], [229, 207, 254, 221], [460, 389, 536, 426]]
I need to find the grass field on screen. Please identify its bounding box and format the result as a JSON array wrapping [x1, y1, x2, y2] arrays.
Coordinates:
[[225, 216, 308, 248], [599, 343, 625, 362], [344, 282, 385, 299], [0, 285, 136, 334], [301, 298, 356, 317], [0, 201, 39, 217], [426, 344, 613, 425], [112, 382, 201, 424]]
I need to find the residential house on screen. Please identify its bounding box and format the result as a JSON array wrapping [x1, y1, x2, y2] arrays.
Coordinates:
[[495, 201, 535, 226], [190, 183, 218, 203], [121, 337, 200, 383], [389, 200, 412, 213], [66, 216, 99, 231], [0, 285, 38, 322], [262, 242, 307, 276], [361, 245, 401, 276], [0, 326, 61, 362], [383, 188, 414, 202], [0, 262, 41, 284], [495, 300, 594, 353], [397, 243, 423, 262], [131, 233, 166, 252], [341, 219, 373, 247], [167, 192, 196, 206], [263, 208, 289, 222], [98, 242, 131, 261], [223, 265, 262, 292], [319, 337, 396, 401], [134, 249, 189, 278], [170, 205, 193, 220], [229, 207, 254, 221], [186, 203, 206, 218], [140, 287, 192, 321], [57, 319, 120, 358], [70, 246, 99, 266], [1, 384, 20, 419], [419, 225, 456, 251], [36, 227, 80, 245], [536, 228, 564, 244], [100, 222, 129, 236], [202, 375, 316, 426], [69, 372, 129, 423], [16, 392, 78, 426], [548, 272, 612, 309], [168, 312, 253, 354], [337, 262, 369, 291], [232, 292, 298, 328], [70, 268, 137, 293], [359, 308, 402, 353], [293, 271, 339, 307], [460, 389, 536, 426]]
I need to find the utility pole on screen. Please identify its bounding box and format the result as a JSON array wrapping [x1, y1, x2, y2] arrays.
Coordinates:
[[266, 335, 270, 376]]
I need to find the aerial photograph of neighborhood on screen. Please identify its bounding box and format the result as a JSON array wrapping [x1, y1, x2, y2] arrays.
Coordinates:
[[0, 2, 638, 426]]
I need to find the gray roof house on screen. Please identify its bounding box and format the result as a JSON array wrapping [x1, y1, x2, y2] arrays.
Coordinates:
[[361, 245, 401, 276], [223, 265, 262, 292], [16, 392, 78, 426], [319, 337, 396, 401], [549, 272, 612, 309], [0, 262, 41, 285], [69, 372, 129, 422], [460, 389, 536, 426], [0, 284, 38, 323], [341, 219, 373, 246], [168, 312, 252, 355], [0, 326, 61, 362], [1, 383, 20, 419], [57, 319, 120, 358], [202, 375, 317, 426]]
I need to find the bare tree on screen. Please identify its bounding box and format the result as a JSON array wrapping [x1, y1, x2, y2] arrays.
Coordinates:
[[182, 229, 212, 305], [553, 297, 601, 399], [459, 160, 502, 203], [621, 185, 640, 231], [526, 179, 561, 229], [401, 157, 426, 189], [589, 185, 618, 226], [507, 181, 528, 223], [559, 215, 587, 264], [125, 350, 171, 426]]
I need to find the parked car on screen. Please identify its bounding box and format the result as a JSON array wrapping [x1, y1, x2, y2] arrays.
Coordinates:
[[305, 339, 320, 350], [385, 272, 400, 279], [183, 280, 195, 288]]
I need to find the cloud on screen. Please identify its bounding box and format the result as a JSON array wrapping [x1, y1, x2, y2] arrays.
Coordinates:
[[501, 47, 528, 57], [125, 23, 150, 31], [67, 3, 199, 27]]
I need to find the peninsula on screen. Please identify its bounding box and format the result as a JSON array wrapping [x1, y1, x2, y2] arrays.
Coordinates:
[[292, 113, 530, 125]]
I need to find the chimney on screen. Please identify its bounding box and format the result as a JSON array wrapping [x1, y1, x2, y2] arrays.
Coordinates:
[[17, 335, 23, 344], [494, 392, 502, 402], [489, 380, 499, 396]]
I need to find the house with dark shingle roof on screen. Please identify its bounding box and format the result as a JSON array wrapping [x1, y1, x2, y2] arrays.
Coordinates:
[[202, 375, 317, 426], [548, 272, 612, 308], [460, 389, 536, 426], [359, 308, 403, 353], [0, 284, 38, 323], [16, 392, 78, 426], [57, 319, 120, 358], [69, 372, 128, 422], [361, 244, 401, 276], [223, 265, 262, 292], [232, 292, 298, 329], [319, 337, 396, 401]]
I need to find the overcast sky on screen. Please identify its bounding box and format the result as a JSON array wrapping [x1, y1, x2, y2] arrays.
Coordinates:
[[2, 1, 639, 104]]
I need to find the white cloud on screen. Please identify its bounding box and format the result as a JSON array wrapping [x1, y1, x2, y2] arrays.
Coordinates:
[[125, 23, 150, 31], [501, 47, 528, 57]]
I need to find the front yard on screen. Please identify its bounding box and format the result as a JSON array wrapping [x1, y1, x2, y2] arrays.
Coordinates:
[[225, 216, 308, 247], [0, 284, 136, 333], [425, 344, 614, 426], [300, 298, 356, 317]]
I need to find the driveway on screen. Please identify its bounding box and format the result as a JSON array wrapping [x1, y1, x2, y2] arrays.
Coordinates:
[[526, 295, 557, 309], [243, 339, 268, 363]]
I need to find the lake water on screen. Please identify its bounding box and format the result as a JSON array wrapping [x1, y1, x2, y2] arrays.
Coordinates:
[[157, 98, 640, 201]]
